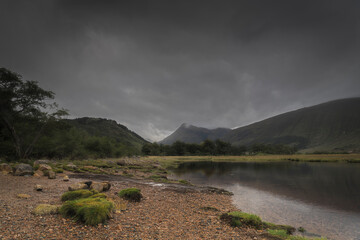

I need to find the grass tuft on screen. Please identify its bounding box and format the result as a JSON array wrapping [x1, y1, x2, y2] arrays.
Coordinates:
[[59, 197, 114, 226], [61, 189, 97, 202], [118, 188, 142, 202]]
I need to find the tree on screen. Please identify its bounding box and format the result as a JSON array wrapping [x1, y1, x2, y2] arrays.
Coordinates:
[[0, 68, 67, 159]]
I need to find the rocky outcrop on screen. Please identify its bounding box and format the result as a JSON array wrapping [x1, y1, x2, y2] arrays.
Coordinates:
[[13, 163, 33, 176]]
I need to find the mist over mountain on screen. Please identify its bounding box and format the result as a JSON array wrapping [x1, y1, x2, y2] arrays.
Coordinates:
[[160, 123, 231, 145], [161, 98, 360, 152]]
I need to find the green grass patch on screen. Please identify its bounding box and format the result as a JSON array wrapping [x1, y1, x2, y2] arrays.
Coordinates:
[[59, 197, 114, 226], [227, 211, 262, 229], [61, 189, 97, 202], [118, 188, 142, 202]]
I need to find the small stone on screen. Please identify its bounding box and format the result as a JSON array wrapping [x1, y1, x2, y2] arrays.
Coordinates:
[[16, 194, 31, 199], [34, 184, 43, 191], [63, 175, 69, 181]]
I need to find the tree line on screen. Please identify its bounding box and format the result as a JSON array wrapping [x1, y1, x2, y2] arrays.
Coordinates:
[[142, 140, 297, 156], [0, 68, 140, 161]]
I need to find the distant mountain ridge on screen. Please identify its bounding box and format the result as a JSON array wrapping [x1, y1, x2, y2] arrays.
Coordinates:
[[161, 98, 360, 152], [64, 117, 148, 150], [160, 123, 231, 145]]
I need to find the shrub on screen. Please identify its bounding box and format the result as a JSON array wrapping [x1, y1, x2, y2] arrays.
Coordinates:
[[118, 188, 142, 202], [59, 197, 114, 225], [61, 189, 97, 202]]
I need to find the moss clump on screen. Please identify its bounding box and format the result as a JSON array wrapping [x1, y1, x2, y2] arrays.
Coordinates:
[[33, 204, 59, 215], [61, 189, 97, 202], [225, 211, 262, 229], [267, 229, 327, 240], [59, 197, 114, 226], [89, 193, 107, 199], [118, 188, 142, 202]]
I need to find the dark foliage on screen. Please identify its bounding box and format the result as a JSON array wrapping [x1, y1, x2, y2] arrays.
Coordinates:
[[142, 140, 296, 156]]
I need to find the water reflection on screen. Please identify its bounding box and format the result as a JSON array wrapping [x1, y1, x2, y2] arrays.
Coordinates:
[[171, 161, 360, 239], [173, 161, 360, 213]]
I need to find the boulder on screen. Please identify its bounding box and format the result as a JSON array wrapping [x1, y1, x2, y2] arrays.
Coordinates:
[[48, 170, 56, 179], [90, 181, 111, 192], [63, 175, 69, 181], [38, 164, 52, 172], [0, 163, 12, 174], [81, 181, 93, 188], [33, 170, 44, 177], [116, 160, 126, 166], [66, 163, 77, 170], [33, 160, 50, 167], [34, 184, 43, 191], [13, 163, 33, 176], [68, 183, 88, 191]]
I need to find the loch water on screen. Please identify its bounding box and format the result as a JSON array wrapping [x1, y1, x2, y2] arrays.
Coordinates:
[[170, 161, 360, 240]]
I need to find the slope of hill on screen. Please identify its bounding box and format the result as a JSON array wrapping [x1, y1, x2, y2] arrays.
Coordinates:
[[160, 123, 231, 145], [65, 117, 148, 150], [223, 98, 360, 152]]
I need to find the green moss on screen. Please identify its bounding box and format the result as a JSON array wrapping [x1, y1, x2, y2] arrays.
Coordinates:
[[178, 179, 191, 185], [263, 222, 295, 234], [33, 204, 59, 215], [89, 193, 107, 198], [54, 168, 64, 173], [61, 189, 97, 202], [118, 188, 142, 202], [59, 197, 114, 226], [227, 211, 262, 229]]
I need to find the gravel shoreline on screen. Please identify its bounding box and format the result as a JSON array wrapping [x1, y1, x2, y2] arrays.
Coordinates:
[[0, 173, 271, 240]]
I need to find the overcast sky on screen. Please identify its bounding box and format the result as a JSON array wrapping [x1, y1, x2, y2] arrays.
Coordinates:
[[1, 0, 359, 141]]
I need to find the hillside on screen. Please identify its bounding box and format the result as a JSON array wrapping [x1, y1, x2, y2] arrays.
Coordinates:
[[223, 98, 360, 152], [160, 123, 231, 145], [65, 117, 148, 150]]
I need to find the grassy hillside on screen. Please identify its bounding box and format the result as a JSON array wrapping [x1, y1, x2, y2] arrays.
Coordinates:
[[223, 98, 360, 152], [65, 117, 148, 150], [160, 123, 231, 145]]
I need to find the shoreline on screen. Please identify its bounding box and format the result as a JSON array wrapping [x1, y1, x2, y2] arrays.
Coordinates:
[[0, 172, 272, 240]]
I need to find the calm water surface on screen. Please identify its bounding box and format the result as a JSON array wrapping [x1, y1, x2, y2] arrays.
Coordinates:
[[170, 161, 360, 240]]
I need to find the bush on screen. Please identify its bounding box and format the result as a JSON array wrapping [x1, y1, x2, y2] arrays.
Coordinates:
[[59, 197, 114, 225], [61, 189, 97, 202], [118, 188, 142, 202]]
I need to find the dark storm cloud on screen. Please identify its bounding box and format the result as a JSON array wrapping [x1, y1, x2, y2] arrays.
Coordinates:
[[1, 0, 359, 141]]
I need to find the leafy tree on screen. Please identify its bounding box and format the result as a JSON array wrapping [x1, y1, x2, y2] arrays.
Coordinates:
[[0, 68, 67, 159]]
